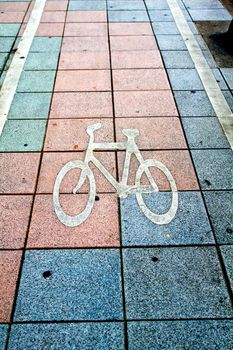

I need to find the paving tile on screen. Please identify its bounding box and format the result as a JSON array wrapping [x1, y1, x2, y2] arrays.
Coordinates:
[[121, 192, 213, 246], [111, 50, 163, 69], [128, 320, 233, 349], [183, 0, 224, 9], [168, 69, 204, 90], [149, 8, 191, 22], [8, 92, 51, 119], [204, 191, 233, 244], [17, 70, 56, 92], [182, 117, 230, 149], [174, 90, 216, 116], [14, 249, 122, 321], [24, 52, 59, 70], [0, 37, 15, 52], [0, 325, 8, 350], [113, 68, 170, 90], [66, 10, 107, 22], [30, 37, 62, 52], [162, 50, 217, 68], [8, 323, 124, 350], [50, 92, 113, 118], [0, 251, 22, 322], [37, 152, 116, 193], [0, 2, 29, 11], [191, 149, 233, 190], [40, 11, 66, 23], [0, 24, 20, 36], [19, 22, 64, 37], [0, 195, 32, 249], [110, 35, 157, 51], [44, 118, 114, 151], [156, 34, 207, 50], [115, 117, 187, 149], [69, 1, 106, 11], [109, 23, 153, 36], [0, 52, 8, 70], [59, 51, 110, 69], [152, 21, 198, 34], [114, 91, 178, 117], [189, 9, 232, 21], [145, 0, 169, 9], [108, 0, 145, 10], [55, 70, 111, 92], [0, 153, 40, 194], [0, 11, 25, 22], [117, 150, 199, 191], [108, 10, 149, 22], [44, 1, 68, 11], [62, 36, 109, 51], [64, 23, 107, 36], [221, 68, 233, 89], [123, 247, 233, 319], [221, 246, 233, 290], [0, 120, 46, 152]]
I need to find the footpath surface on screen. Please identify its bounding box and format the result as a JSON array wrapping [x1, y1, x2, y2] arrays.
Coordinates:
[[0, 0, 233, 349]]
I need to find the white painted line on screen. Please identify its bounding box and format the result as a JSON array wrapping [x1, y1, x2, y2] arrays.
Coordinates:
[[0, 0, 47, 135], [166, 0, 233, 149]]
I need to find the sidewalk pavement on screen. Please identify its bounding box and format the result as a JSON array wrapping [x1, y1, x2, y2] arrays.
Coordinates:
[[0, 0, 233, 349]]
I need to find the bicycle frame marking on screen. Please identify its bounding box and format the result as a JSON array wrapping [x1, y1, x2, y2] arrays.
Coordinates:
[[53, 123, 179, 227]]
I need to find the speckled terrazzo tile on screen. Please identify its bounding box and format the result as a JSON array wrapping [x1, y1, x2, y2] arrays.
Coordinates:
[[0, 325, 8, 350], [24, 52, 59, 70], [221, 245, 233, 290], [108, 0, 145, 10], [108, 10, 149, 22], [69, 1, 106, 11], [0, 37, 15, 52], [17, 70, 56, 93], [29, 37, 62, 52]]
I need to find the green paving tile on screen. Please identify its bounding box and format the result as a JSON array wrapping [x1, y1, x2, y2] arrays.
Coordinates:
[[24, 52, 59, 71], [30, 37, 62, 52], [17, 71, 56, 92], [0, 24, 20, 36], [8, 92, 52, 120], [0, 53, 8, 70], [0, 120, 46, 152], [0, 37, 15, 52]]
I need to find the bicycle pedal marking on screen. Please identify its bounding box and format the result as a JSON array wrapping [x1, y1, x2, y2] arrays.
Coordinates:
[[53, 123, 179, 228]]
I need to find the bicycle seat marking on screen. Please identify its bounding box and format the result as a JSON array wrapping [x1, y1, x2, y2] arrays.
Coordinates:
[[53, 123, 179, 227]]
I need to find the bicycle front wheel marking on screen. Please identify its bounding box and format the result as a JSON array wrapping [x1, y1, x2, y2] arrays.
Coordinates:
[[53, 160, 96, 227]]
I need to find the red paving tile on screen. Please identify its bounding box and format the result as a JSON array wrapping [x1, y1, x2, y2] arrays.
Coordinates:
[[115, 118, 187, 150], [0, 12, 25, 23], [64, 23, 108, 36], [110, 36, 158, 51], [0, 2, 29, 11], [41, 11, 66, 23], [114, 91, 178, 117], [44, 118, 114, 151], [109, 23, 153, 36], [66, 11, 107, 22], [0, 153, 40, 194], [44, 1, 68, 11], [19, 22, 64, 36], [0, 195, 32, 249], [113, 69, 170, 91], [50, 92, 113, 118], [117, 150, 199, 191], [111, 50, 163, 69], [37, 152, 116, 194], [55, 70, 111, 92], [0, 251, 22, 322], [62, 36, 109, 52], [27, 194, 119, 248], [59, 51, 110, 70]]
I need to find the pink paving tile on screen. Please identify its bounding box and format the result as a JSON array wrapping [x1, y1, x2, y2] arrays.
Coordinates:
[[55, 70, 111, 92], [0, 153, 40, 194], [59, 51, 110, 70], [66, 11, 107, 22], [64, 23, 107, 36], [44, 118, 114, 151], [44, 1, 68, 11], [0, 195, 32, 249], [109, 23, 153, 36], [111, 50, 163, 69], [62, 37, 109, 52], [115, 118, 187, 150], [0, 2, 29, 11], [41, 11, 66, 22], [19, 22, 64, 36], [113, 69, 170, 91], [0, 12, 25, 23], [114, 91, 178, 117], [27, 194, 119, 248], [0, 251, 22, 322], [37, 152, 116, 193], [110, 36, 158, 51], [117, 150, 199, 191], [50, 92, 113, 118]]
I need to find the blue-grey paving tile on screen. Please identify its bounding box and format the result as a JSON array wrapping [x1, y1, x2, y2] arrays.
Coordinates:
[[221, 245, 233, 290], [221, 68, 233, 90], [69, 1, 106, 10], [121, 192, 214, 246], [182, 117, 230, 149], [8, 323, 124, 350], [0, 120, 46, 152], [29, 37, 62, 52], [108, 0, 145, 10], [108, 10, 149, 22], [17, 70, 56, 92], [0, 52, 8, 70], [0, 24, 20, 36], [191, 149, 233, 190], [162, 50, 217, 69], [0, 325, 8, 350], [0, 37, 15, 52], [156, 34, 207, 50], [167, 69, 204, 90], [128, 320, 233, 350], [123, 247, 233, 319], [8, 92, 51, 119], [24, 52, 59, 71], [183, 0, 224, 9], [189, 9, 232, 21], [204, 191, 233, 244], [14, 249, 122, 321], [149, 9, 191, 22], [145, 0, 185, 9], [152, 21, 198, 34]]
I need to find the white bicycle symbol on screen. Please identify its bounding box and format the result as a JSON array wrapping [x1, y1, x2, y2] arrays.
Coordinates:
[[53, 123, 178, 227]]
